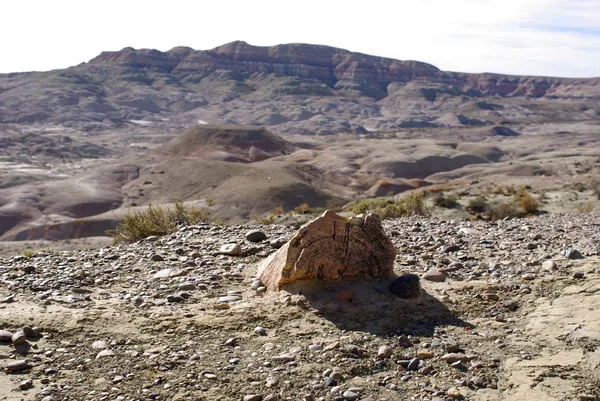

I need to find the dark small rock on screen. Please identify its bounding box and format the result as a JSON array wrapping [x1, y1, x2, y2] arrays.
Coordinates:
[[166, 294, 185, 303], [389, 274, 421, 299], [407, 357, 420, 371], [6, 360, 31, 372], [0, 330, 14, 342], [18, 378, 33, 390], [325, 377, 337, 386], [501, 299, 518, 311], [246, 230, 267, 242], [573, 272, 585, 279], [562, 249, 584, 259]]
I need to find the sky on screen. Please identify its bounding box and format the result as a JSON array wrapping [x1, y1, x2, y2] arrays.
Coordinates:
[[1, 0, 599, 77]]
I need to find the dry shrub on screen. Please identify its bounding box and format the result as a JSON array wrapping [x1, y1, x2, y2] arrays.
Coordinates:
[[466, 195, 488, 213], [254, 214, 276, 225], [593, 181, 600, 200], [577, 202, 595, 213], [519, 192, 540, 214], [109, 201, 223, 244], [433, 192, 458, 208], [486, 202, 523, 220], [350, 192, 431, 219], [293, 203, 310, 214]]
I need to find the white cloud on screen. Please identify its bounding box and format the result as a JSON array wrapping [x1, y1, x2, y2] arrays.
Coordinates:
[[0, 0, 598, 77]]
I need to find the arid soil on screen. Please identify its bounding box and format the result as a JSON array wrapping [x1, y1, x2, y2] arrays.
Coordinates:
[[1, 213, 599, 401]]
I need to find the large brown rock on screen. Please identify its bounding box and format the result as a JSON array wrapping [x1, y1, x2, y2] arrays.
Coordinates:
[[258, 210, 396, 291]]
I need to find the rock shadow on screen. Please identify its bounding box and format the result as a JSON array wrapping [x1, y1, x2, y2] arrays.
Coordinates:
[[281, 277, 472, 336]]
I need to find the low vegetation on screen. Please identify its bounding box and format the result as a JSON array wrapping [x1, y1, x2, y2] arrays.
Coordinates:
[[433, 192, 459, 208], [466, 195, 488, 213], [467, 186, 541, 220], [109, 201, 223, 244], [350, 192, 431, 219]]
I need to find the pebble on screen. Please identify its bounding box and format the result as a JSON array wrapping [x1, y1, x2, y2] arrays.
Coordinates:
[[377, 345, 393, 358], [95, 349, 115, 359], [447, 387, 462, 398], [219, 243, 242, 256], [218, 295, 242, 303], [0, 330, 14, 342], [342, 390, 360, 400], [11, 330, 26, 345], [542, 260, 557, 270], [254, 326, 267, 336], [562, 248, 584, 259], [6, 360, 31, 372], [19, 378, 33, 390], [407, 357, 420, 371], [243, 395, 262, 401], [573, 272, 585, 279], [389, 274, 421, 298], [246, 230, 267, 242], [269, 237, 288, 249], [422, 268, 446, 282]]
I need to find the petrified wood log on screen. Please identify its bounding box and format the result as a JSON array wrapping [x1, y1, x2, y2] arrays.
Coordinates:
[[258, 210, 396, 291]]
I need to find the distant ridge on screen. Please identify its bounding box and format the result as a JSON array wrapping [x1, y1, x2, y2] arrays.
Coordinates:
[[1, 41, 599, 135]]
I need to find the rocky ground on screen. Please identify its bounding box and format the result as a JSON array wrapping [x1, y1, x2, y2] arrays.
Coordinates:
[[1, 213, 600, 401]]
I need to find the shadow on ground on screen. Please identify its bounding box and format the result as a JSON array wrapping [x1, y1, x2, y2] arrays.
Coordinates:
[[281, 277, 472, 336]]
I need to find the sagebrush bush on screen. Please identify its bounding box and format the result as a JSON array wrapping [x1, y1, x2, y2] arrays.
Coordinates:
[[109, 201, 223, 244], [350, 193, 431, 219], [254, 213, 276, 225], [486, 202, 523, 220], [433, 192, 458, 208], [519, 192, 539, 214], [466, 195, 488, 213]]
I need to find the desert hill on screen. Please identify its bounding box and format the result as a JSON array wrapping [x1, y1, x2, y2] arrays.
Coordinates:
[[153, 125, 298, 162]]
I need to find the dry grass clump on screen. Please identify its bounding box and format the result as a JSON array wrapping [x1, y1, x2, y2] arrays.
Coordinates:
[[466, 195, 488, 213], [350, 192, 431, 219], [109, 201, 223, 244], [519, 192, 540, 214], [433, 192, 459, 208]]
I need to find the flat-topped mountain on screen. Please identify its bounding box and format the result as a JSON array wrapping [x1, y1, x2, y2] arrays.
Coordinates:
[[1, 41, 599, 135]]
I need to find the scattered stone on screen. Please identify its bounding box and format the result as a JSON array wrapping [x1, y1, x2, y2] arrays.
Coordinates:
[[342, 390, 360, 400], [95, 349, 115, 359], [562, 249, 584, 259], [246, 230, 267, 242], [6, 360, 31, 372], [522, 273, 536, 280], [447, 387, 462, 399], [21, 326, 38, 338], [377, 345, 393, 358], [422, 268, 446, 282], [258, 211, 395, 291], [542, 260, 557, 270], [19, 378, 33, 390], [91, 340, 108, 349], [389, 274, 421, 299], [11, 330, 27, 345], [166, 294, 186, 303], [0, 330, 14, 342], [269, 237, 288, 249], [218, 295, 242, 303], [219, 243, 242, 256], [573, 272, 585, 279], [417, 349, 434, 359], [151, 254, 165, 262], [407, 357, 420, 371], [243, 395, 262, 401]]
